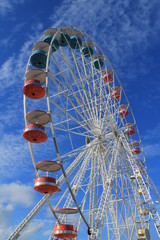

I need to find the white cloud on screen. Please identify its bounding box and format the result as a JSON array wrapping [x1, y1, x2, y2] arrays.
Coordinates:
[[0, 204, 13, 239], [0, 203, 13, 226], [0, 182, 35, 240], [19, 221, 44, 240], [0, 0, 24, 15], [43, 229, 51, 236], [0, 182, 34, 207]]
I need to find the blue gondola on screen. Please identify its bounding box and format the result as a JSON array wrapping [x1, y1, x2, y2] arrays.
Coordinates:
[[42, 35, 59, 52], [30, 50, 47, 69]]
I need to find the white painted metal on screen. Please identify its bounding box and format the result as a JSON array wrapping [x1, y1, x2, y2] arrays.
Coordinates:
[[9, 26, 160, 240]]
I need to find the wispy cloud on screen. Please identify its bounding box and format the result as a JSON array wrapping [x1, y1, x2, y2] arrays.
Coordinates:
[[143, 143, 160, 158], [49, 0, 160, 68], [0, 22, 26, 47], [0, 56, 16, 89], [0, 133, 31, 178], [143, 123, 160, 142], [0, 0, 25, 16], [0, 42, 31, 94], [142, 123, 160, 158], [0, 182, 35, 240]]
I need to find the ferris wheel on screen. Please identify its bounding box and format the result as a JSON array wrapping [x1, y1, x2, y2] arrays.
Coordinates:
[[8, 26, 160, 240]]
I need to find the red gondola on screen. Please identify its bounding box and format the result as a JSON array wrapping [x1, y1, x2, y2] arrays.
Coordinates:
[[119, 109, 129, 117], [111, 86, 121, 100], [119, 104, 129, 118], [23, 80, 45, 99], [124, 123, 136, 136], [23, 123, 47, 143], [102, 69, 113, 84], [34, 176, 59, 194], [53, 224, 77, 239], [132, 147, 141, 155]]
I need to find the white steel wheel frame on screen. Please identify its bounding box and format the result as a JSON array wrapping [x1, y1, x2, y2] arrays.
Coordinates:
[[23, 26, 153, 240]]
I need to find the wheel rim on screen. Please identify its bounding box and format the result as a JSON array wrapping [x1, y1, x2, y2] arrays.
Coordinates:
[[23, 26, 150, 240]]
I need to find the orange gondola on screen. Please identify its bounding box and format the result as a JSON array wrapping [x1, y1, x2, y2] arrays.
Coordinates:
[[23, 123, 47, 143], [53, 224, 77, 239], [23, 79, 45, 99], [34, 176, 59, 194]]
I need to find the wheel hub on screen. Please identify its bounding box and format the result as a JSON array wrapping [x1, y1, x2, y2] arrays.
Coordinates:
[[91, 119, 102, 136]]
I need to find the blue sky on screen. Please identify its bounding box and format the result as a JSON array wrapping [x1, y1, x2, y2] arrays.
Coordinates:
[[0, 0, 160, 239]]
